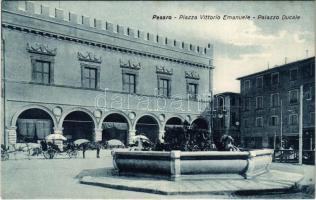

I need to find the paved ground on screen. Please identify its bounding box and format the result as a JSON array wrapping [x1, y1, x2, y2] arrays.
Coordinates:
[[1, 149, 315, 199]]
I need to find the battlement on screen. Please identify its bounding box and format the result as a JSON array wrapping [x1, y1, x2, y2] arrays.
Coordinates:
[[2, 1, 213, 58]]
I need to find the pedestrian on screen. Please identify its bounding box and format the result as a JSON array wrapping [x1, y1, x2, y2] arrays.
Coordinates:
[[82, 143, 86, 159], [96, 142, 101, 158]]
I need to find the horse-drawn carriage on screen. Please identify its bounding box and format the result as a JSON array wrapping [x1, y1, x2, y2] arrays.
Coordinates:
[[41, 134, 79, 159], [1, 134, 80, 160], [40, 141, 78, 159]]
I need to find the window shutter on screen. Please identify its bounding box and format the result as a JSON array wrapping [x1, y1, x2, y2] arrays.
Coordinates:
[[96, 67, 100, 89], [168, 80, 171, 97], [31, 59, 36, 81], [81, 66, 84, 87]]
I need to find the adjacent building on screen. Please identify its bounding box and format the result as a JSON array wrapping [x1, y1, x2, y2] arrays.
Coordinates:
[[212, 92, 241, 145], [1, 2, 214, 146], [237, 57, 315, 150]]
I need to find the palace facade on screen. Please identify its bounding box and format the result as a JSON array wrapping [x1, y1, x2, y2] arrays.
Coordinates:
[[1, 2, 214, 146]]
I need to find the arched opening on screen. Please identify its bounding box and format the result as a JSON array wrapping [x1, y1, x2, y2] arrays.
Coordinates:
[[102, 113, 129, 145], [16, 108, 53, 143], [135, 115, 159, 143], [62, 111, 94, 141], [191, 118, 208, 130], [165, 117, 183, 128]]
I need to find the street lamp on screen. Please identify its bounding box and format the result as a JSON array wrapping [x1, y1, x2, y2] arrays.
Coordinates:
[[299, 85, 303, 165]]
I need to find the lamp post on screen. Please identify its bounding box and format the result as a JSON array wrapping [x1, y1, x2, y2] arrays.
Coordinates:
[[299, 85, 303, 165], [280, 99, 283, 149]]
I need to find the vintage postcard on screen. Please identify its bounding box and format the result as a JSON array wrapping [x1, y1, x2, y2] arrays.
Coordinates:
[[1, 1, 315, 199]]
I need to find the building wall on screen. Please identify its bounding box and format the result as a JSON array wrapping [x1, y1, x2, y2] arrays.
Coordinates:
[[239, 57, 315, 149], [2, 2, 213, 145], [212, 93, 241, 144]]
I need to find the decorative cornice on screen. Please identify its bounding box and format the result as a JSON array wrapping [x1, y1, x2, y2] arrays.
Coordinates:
[[4, 24, 212, 69], [156, 66, 173, 75], [120, 59, 141, 70], [185, 71, 200, 80], [26, 42, 57, 56], [77, 52, 102, 63]]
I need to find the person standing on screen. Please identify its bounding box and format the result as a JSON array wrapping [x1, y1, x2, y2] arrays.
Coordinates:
[[96, 142, 101, 158], [82, 143, 86, 159]]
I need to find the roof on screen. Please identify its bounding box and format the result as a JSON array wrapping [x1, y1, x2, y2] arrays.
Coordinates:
[[236, 56, 315, 80]]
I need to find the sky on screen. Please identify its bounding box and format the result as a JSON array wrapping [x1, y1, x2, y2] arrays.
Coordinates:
[[27, 1, 314, 94]]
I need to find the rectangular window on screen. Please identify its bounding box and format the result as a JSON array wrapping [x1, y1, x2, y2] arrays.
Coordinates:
[[310, 112, 315, 125], [256, 76, 263, 88], [303, 63, 313, 78], [256, 117, 263, 127], [256, 96, 263, 109], [32, 60, 51, 84], [231, 112, 236, 125], [187, 83, 198, 100], [271, 72, 279, 85], [290, 68, 298, 81], [244, 98, 250, 110], [271, 93, 279, 107], [123, 73, 136, 93], [289, 114, 298, 125], [311, 86, 315, 100], [230, 96, 235, 106], [158, 78, 170, 97], [289, 90, 299, 104], [83, 67, 97, 89], [244, 80, 251, 91], [270, 116, 279, 126]]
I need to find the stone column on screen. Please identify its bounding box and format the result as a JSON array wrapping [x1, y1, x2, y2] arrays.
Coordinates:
[[158, 130, 165, 143], [128, 129, 136, 145], [53, 127, 63, 134], [7, 126, 17, 145], [94, 128, 103, 142]]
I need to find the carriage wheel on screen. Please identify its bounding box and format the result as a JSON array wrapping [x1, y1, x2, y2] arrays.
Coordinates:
[[43, 151, 50, 159], [68, 150, 78, 159], [1, 152, 9, 161], [50, 150, 56, 159], [192, 145, 199, 151]]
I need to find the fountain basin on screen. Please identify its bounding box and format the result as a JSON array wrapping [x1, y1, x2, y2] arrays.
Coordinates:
[[112, 149, 273, 180]]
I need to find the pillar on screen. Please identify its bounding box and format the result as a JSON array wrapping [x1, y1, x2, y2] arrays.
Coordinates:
[[128, 129, 136, 145], [94, 128, 102, 142], [53, 127, 63, 134], [7, 126, 17, 145], [159, 130, 165, 143]]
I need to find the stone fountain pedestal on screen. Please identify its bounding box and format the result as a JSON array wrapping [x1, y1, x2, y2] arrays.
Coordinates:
[[79, 149, 304, 195]]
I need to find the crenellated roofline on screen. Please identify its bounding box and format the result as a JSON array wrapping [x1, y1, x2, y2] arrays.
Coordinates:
[[2, 1, 214, 69]]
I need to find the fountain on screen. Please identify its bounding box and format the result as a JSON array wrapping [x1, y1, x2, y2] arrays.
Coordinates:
[[112, 130, 273, 180], [80, 130, 304, 195], [112, 149, 274, 180]]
